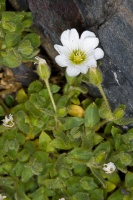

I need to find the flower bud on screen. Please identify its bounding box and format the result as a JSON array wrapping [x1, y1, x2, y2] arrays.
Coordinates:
[[89, 68, 103, 86], [36, 56, 50, 80], [68, 104, 85, 117]]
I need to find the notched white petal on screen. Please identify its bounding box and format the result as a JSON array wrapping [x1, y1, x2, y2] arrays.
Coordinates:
[[55, 55, 68, 67], [54, 44, 69, 55], [78, 64, 89, 74], [69, 28, 79, 43], [60, 29, 71, 47], [81, 30, 96, 41], [94, 48, 104, 60], [66, 67, 80, 77], [83, 37, 99, 51], [87, 56, 97, 67]]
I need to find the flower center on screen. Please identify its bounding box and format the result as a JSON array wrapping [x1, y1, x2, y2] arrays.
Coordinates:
[[69, 49, 86, 65]]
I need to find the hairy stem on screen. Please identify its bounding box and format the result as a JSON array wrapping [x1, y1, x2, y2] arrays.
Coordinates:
[[98, 84, 113, 120], [0, 97, 10, 114], [45, 79, 57, 112]]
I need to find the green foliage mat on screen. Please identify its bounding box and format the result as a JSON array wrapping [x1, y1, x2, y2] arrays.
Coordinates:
[[0, 80, 133, 200]]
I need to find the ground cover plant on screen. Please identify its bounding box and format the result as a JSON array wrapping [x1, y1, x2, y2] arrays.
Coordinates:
[[0, 2, 133, 200]]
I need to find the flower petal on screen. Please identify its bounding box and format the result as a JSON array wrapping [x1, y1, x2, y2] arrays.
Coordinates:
[[60, 29, 71, 48], [54, 44, 70, 55], [94, 48, 104, 60], [81, 30, 96, 41], [82, 37, 99, 51], [60, 29, 80, 50], [69, 28, 79, 43], [66, 66, 80, 77], [69, 28, 79, 49], [78, 64, 89, 74], [87, 56, 97, 67], [55, 55, 68, 67]]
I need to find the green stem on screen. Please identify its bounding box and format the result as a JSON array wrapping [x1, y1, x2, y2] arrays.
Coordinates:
[[0, 97, 10, 114], [45, 79, 57, 112], [94, 119, 108, 131], [98, 84, 113, 119]]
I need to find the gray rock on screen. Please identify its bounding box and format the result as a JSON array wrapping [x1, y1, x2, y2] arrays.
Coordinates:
[[8, 0, 133, 116], [99, 0, 133, 116]]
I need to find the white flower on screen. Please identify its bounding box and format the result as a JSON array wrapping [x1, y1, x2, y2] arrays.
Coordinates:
[[2, 114, 15, 128], [103, 162, 116, 174], [0, 194, 6, 200], [59, 198, 65, 200], [54, 28, 104, 77]]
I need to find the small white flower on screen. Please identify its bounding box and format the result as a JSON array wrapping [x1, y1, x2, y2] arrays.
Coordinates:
[[59, 198, 65, 200], [103, 162, 116, 174], [54, 28, 104, 77], [0, 194, 7, 200], [2, 114, 15, 128]]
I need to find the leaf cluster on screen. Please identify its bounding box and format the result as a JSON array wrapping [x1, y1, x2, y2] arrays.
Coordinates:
[[0, 78, 133, 200], [0, 0, 40, 68]]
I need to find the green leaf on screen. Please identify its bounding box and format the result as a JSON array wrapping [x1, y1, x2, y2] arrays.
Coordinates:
[[116, 160, 127, 173], [125, 171, 133, 188], [107, 189, 124, 200], [0, 176, 14, 186], [22, 19, 32, 29], [111, 126, 122, 150], [99, 101, 111, 119], [84, 103, 100, 128], [28, 80, 43, 94], [39, 131, 54, 152], [90, 168, 106, 188], [16, 182, 31, 200], [2, 21, 16, 32], [23, 33, 40, 48], [25, 100, 42, 118], [95, 151, 106, 164], [17, 149, 31, 162], [18, 39, 33, 56], [113, 105, 125, 120], [51, 84, 60, 93], [105, 181, 116, 193], [119, 151, 132, 166], [113, 117, 133, 125], [64, 117, 84, 130], [5, 32, 21, 48], [81, 129, 94, 150], [104, 122, 113, 134], [15, 111, 30, 134], [5, 95, 14, 107], [14, 161, 24, 176], [16, 88, 28, 103], [90, 189, 104, 200], [29, 187, 49, 200], [80, 176, 98, 191], [93, 141, 111, 155], [68, 148, 92, 161], [94, 134, 103, 146], [21, 167, 34, 183], [66, 176, 81, 195], [2, 48, 22, 68], [52, 138, 73, 150], [73, 165, 87, 176], [2, 12, 24, 23], [72, 192, 90, 200]]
